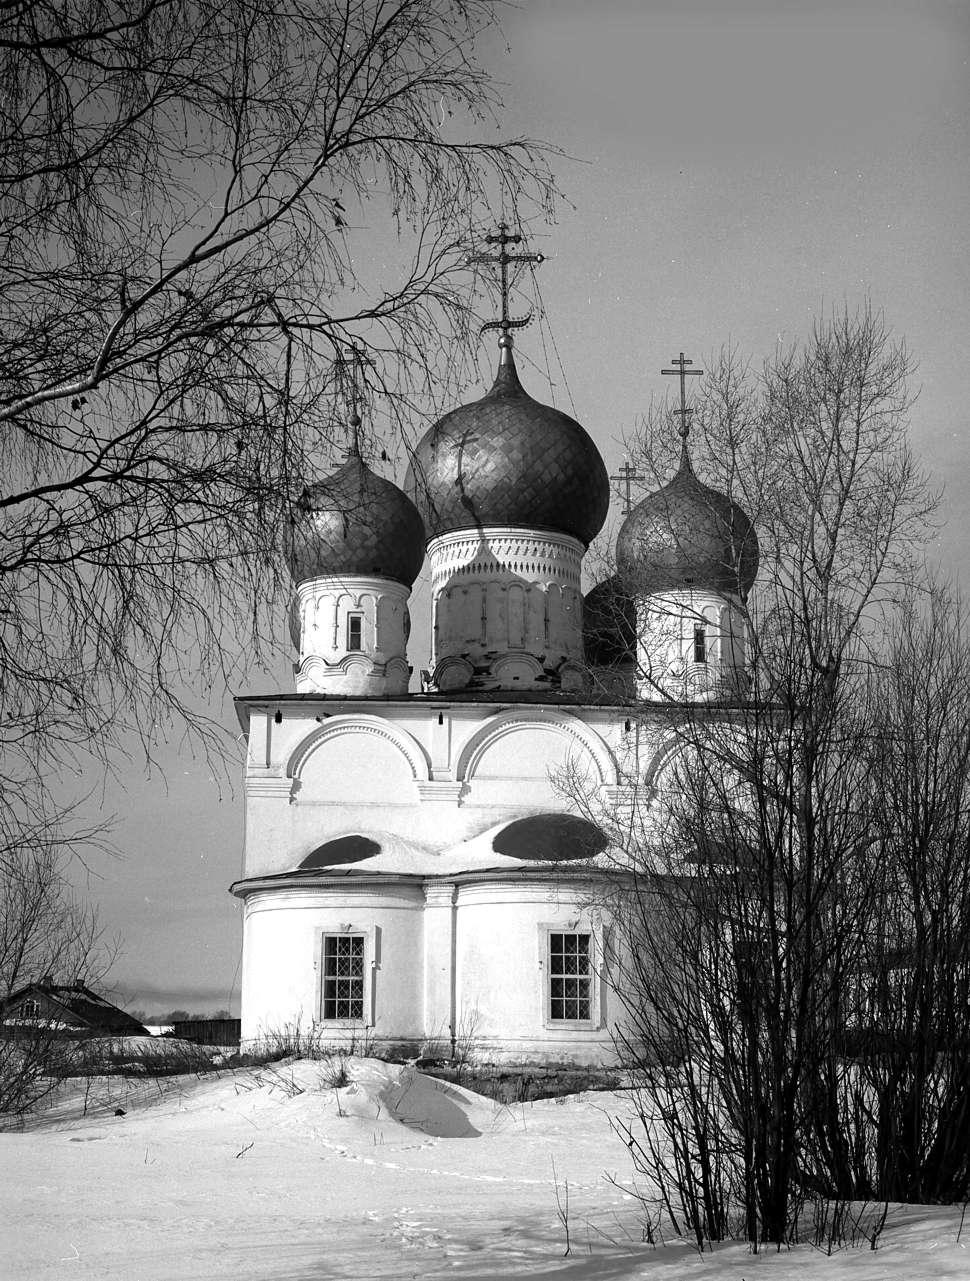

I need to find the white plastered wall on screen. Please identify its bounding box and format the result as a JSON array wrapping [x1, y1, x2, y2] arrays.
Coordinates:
[[294, 574, 411, 695], [240, 884, 425, 1046], [234, 699, 680, 1062], [634, 587, 749, 702], [452, 879, 616, 1065]]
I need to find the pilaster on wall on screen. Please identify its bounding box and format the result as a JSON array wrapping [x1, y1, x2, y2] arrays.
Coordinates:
[[427, 525, 585, 692], [423, 881, 456, 1054]]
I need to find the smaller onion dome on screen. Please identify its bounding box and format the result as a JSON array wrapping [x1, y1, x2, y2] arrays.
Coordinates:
[[583, 576, 636, 667], [287, 438, 426, 587], [616, 449, 758, 600], [405, 338, 610, 547]]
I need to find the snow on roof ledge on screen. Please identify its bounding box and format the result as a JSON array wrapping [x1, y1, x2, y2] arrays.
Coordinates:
[[283, 816, 609, 879]]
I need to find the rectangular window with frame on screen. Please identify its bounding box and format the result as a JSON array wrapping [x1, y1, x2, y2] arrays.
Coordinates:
[[693, 624, 707, 664], [346, 613, 364, 652], [548, 932, 592, 1022], [321, 934, 365, 1021]]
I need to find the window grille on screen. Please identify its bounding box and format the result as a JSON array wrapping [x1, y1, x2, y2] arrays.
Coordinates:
[[347, 613, 363, 651], [20, 998, 42, 1019], [548, 932, 592, 1021], [322, 935, 365, 1020]]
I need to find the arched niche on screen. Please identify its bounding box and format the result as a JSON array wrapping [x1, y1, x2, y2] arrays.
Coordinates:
[[288, 716, 430, 803], [643, 735, 743, 814], [457, 710, 617, 793], [643, 736, 706, 802]]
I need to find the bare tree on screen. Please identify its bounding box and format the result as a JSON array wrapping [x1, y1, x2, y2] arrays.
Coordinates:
[[845, 584, 970, 1203], [0, 791, 113, 1115], [0, 0, 555, 795], [0, 4, 556, 1024], [573, 309, 951, 1247]]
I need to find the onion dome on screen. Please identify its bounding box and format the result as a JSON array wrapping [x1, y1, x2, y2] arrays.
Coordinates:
[[404, 337, 610, 547], [287, 438, 426, 587], [583, 575, 637, 667], [616, 448, 758, 600]]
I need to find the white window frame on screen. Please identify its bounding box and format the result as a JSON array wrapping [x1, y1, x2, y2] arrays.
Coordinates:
[[538, 922, 602, 1031], [314, 925, 378, 1027]]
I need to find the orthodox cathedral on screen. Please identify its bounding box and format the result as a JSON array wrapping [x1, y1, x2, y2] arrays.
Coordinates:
[[230, 235, 758, 1065]]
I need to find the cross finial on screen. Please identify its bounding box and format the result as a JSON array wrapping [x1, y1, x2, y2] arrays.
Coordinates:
[[610, 460, 645, 514], [334, 343, 371, 455], [468, 222, 544, 344], [661, 351, 703, 441]]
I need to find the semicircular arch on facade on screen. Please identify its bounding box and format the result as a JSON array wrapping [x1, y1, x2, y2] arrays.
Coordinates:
[[641, 735, 692, 800], [456, 709, 617, 788], [641, 734, 727, 810], [287, 715, 431, 784]]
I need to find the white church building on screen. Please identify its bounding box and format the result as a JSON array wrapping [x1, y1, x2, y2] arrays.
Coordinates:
[[230, 297, 758, 1066]]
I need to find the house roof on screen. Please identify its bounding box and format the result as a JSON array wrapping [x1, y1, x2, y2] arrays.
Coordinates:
[[3, 982, 149, 1035]]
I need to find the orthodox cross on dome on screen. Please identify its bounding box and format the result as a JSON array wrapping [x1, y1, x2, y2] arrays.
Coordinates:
[[661, 351, 703, 440], [610, 460, 645, 514], [333, 343, 371, 452], [469, 222, 544, 341]]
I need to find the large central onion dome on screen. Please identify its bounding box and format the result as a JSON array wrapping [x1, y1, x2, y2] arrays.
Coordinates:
[[616, 448, 759, 600], [287, 439, 426, 587], [404, 338, 610, 547]]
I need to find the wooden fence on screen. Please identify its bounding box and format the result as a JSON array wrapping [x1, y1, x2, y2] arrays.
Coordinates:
[[172, 1018, 241, 1046]]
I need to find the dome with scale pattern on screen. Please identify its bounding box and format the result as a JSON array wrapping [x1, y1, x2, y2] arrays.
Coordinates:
[[404, 340, 610, 548], [287, 446, 426, 587], [616, 451, 759, 600]]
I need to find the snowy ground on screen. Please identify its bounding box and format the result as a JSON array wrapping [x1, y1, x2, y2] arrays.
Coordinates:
[[1, 1057, 967, 1280]]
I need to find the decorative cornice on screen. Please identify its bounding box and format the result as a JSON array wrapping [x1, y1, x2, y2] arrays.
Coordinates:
[[427, 526, 583, 591], [416, 780, 464, 803], [230, 864, 630, 901], [297, 574, 410, 603], [601, 784, 637, 806], [423, 880, 457, 906], [245, 768, 293, 800]]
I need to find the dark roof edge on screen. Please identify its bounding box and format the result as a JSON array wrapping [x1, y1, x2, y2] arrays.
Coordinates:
[[233, 691, 753, 734], [230, 865, 628, 899]]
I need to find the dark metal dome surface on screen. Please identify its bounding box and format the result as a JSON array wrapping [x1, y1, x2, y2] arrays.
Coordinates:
[[287, 450, 426, 587], [583, 576, 637, 667], [404, 343, 610, 547], [616, 453, 759, 599]]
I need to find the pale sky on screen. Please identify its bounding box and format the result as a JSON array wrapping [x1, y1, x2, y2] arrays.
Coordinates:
[[80, 0, 970, 1014]]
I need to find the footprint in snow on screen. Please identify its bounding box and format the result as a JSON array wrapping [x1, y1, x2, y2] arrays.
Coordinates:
[[392, 1209, 447, 1251]]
